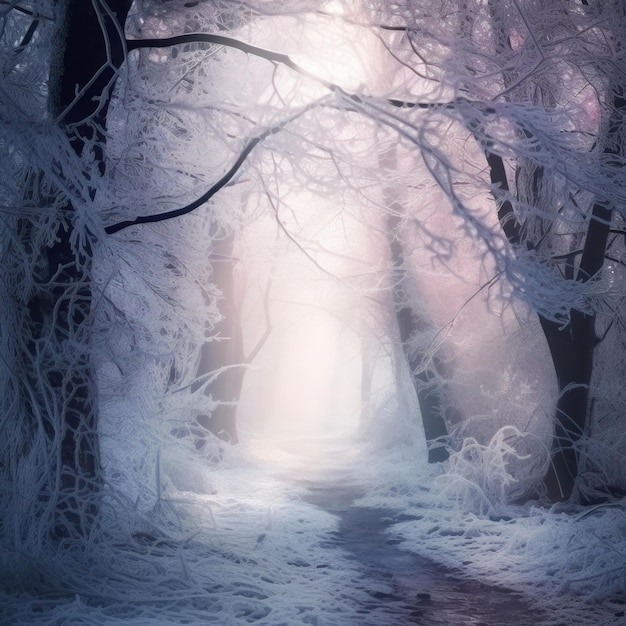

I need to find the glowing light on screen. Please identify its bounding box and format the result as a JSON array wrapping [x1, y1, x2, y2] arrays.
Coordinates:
[[233, 7, 380, 458], [235, 203, 368, 454], [323, 1, 346, 16], [292, 9, 374, 92]]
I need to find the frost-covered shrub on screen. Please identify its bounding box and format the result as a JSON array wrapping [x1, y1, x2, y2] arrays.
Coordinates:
[[437, 426, 550, 515]]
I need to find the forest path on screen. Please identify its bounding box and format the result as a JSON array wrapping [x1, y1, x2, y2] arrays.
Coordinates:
[[270, 436, 549, 626]]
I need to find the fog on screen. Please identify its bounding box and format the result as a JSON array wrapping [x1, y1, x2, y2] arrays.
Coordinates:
[[1, 1, 625, 624]]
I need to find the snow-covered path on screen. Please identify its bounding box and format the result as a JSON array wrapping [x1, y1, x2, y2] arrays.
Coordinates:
[[273, 437, 548, 626], [301, 484, 547, 625], [4, 433, 621, 624]]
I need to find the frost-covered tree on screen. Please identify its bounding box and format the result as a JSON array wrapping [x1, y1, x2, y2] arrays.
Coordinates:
[[381, 144, 451, 462], [3, 0, 134, 540], [0, 0, 307, 586], [1, 0, 393, 589], [2, 6, 626, 619], [366, 0, 626, 502], [453, 0, 625, 502]]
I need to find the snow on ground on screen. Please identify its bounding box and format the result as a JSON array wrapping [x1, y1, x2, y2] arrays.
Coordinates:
[[2, 429, 625, 625], [0, 435, 383, 625], [353, 436, 626, 626]]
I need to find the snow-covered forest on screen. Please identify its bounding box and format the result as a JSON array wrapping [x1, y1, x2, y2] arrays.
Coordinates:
[[1, 0, 625, 623]]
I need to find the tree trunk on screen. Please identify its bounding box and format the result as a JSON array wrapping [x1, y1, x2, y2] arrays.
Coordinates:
[[487, 152, 604, 501], [485, 1, 624, 503], [539, 314, 594, 501], [380, 147, 449, 461], [192, 225, 244, 444], [486, 86, 622, 500], [385, 213, 450, 462], [20, 0, 132, 535]]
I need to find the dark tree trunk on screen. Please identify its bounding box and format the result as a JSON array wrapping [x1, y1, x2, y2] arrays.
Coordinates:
[[487, 153, 604, 501], [20, 0, 132, 535], [485, 0, 624, 503], [486, 87, 623, 501], [539, 87, 622, 501], [52, 0, 132, 167], [539, 314, 595, 501]]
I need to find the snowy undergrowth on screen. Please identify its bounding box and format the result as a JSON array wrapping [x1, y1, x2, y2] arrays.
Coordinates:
[[354, 429, 626, 625], [0, 442, 374, 625]]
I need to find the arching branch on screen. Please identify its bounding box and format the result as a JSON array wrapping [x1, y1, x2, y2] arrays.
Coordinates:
[[105, 100, 321, 235], [126, 31, 453, 111], [127, 32, 337, 91]]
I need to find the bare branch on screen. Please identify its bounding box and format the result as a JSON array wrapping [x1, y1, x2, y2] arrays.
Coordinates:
[[0, 1, 52, 20], [105, 100, 321, 235], [126, 31, 453, 111]]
